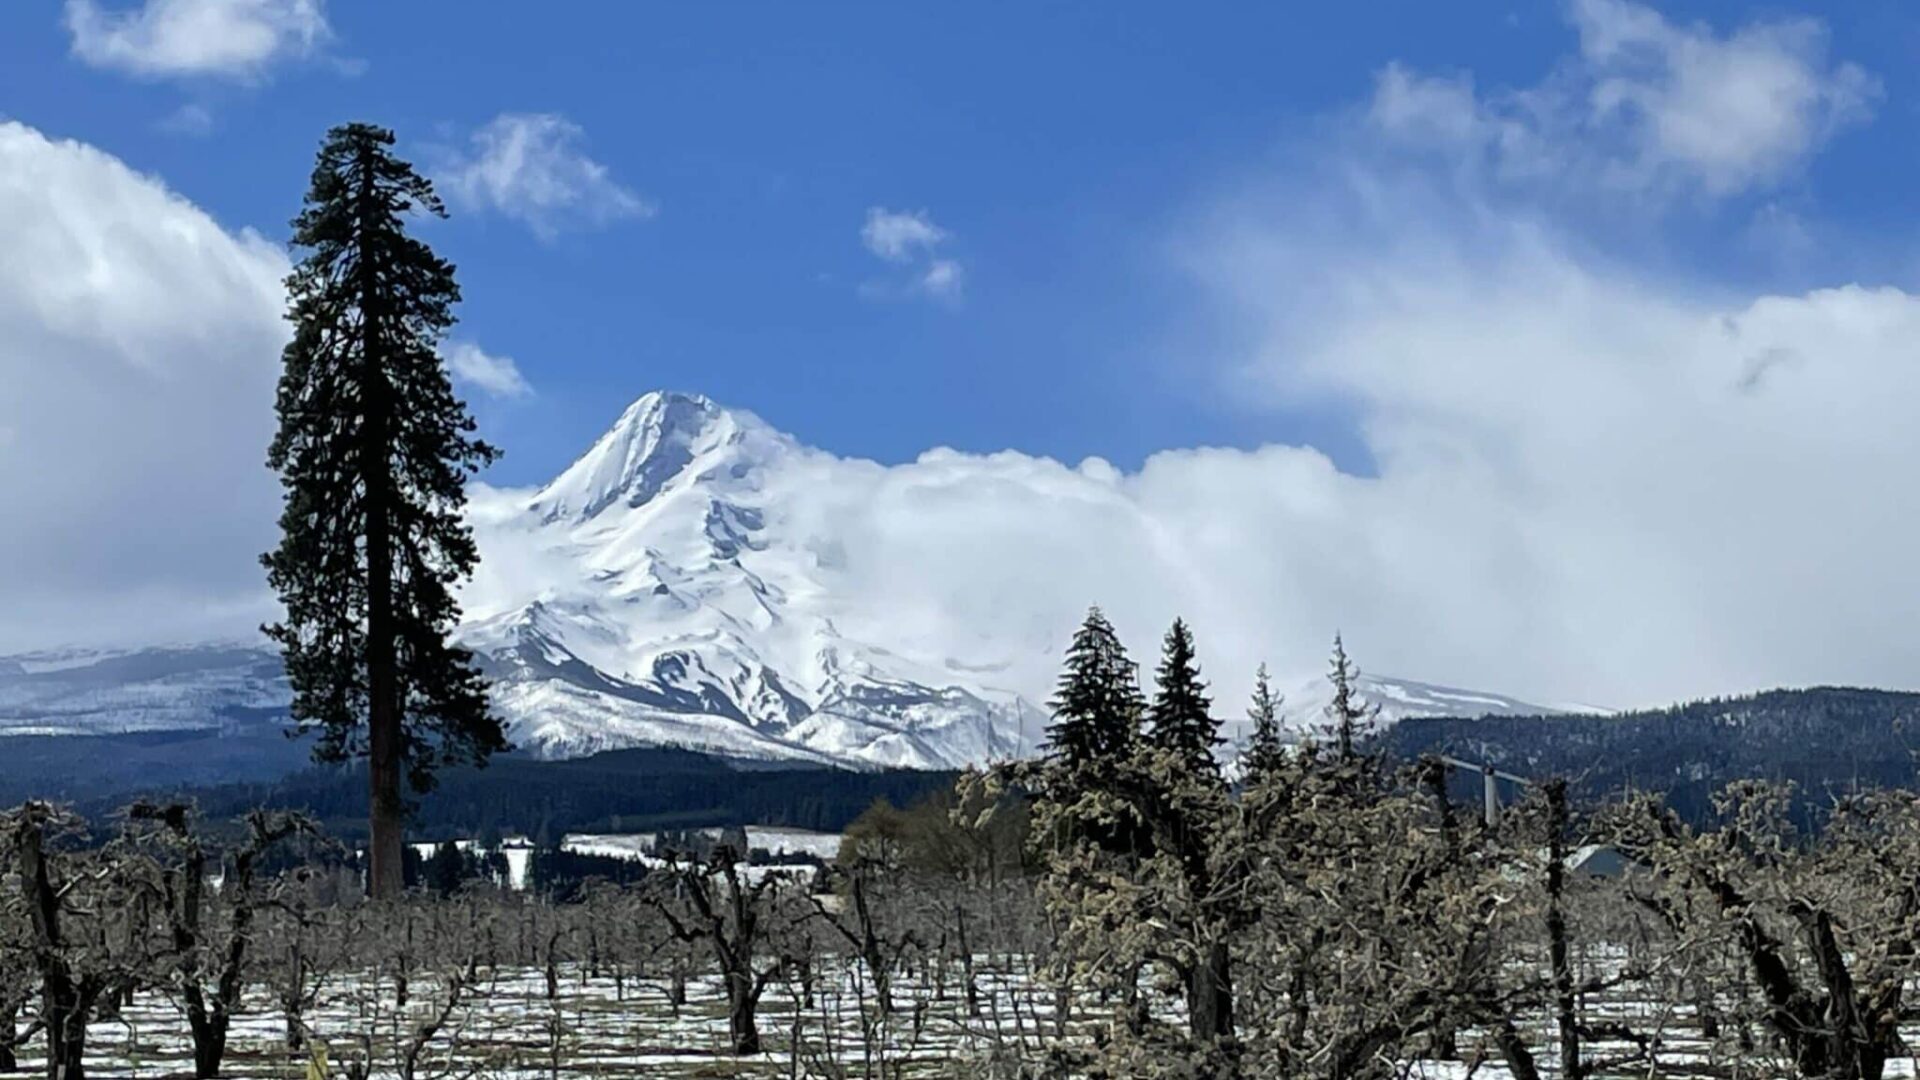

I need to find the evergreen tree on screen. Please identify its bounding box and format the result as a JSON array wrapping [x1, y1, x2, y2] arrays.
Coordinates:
[[1244, 663, 1286, 781], [1323, 633, 1377, 760], [1147, 618, 1221, 781], [263, 123, 506, 899], [1044, 607, 1143, 770], [423, 840, 467, 898]]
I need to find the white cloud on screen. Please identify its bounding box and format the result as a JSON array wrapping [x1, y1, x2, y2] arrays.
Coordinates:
[[443, 341, 531, 399], [156, 102, 214, 136], [627, 240, 1920, 714], [919, 258, 964, 299], [1172, 193, 1920, 709], [438, 113, 652, 239], [860, 207, 964, 302], [1366, 0, 1876, 198], [64, 0, 328, 80], [861, 208, 947, 262], [0, 120, 288, 650]]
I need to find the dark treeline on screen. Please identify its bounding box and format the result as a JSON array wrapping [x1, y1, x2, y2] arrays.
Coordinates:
[[1385, 686, 1920, 823], [166, 748, 959, 843]]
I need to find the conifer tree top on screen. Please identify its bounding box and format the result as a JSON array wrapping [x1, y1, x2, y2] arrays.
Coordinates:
[[1147, 617, 1221, 781], [1244, 662, 1286, 782], [1044, 606, 1143, 771]]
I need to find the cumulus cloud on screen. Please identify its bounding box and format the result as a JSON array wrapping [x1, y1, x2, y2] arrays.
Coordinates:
[[0, 123, 532, 653], [0, 121, 288, 650], [1366, 0, 1876, 198], [1170, 191, 1920, 710], [64, 0, 329, 80], [438, 113, 652, 239], [861, 208, 964, 301], [443, 341, 532, 399], [742, 224, 1920, 712]]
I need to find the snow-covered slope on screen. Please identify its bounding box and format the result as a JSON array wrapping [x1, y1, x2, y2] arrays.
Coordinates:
[[0, 391, 1574, 772], [0, 645, 288, 736], [457, 391, 1048, 770], [1217, 672, 1576, 750]]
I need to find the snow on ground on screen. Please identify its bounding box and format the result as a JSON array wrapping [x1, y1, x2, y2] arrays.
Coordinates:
[[744, 826, 842, 860], [561, 832, 660, 861], [0, 956, 1848, 1078]]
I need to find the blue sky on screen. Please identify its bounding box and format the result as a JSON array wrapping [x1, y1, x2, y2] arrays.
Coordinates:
[[6, 1, 1913, 486], [8, 0, 1920, 705]]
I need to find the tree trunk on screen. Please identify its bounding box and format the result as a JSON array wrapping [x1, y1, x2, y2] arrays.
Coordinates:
[[1799, 905, 1882, 1080], [0, 997, 17, 1072], [1186, 937, 1235, 1043], [188, 1010, 228, 1080], [862, 942, 892, 1018], [43, 998, 86, 1080], [850, 874, 892, 1016], [955, 905, 979, 1017], [1545, 782, 1580, 1080], [1491, 1018, 1544, 1080], [19, 819, 90, 1080], [723, 967, 760, 1055], [358, 140, 405, 902]]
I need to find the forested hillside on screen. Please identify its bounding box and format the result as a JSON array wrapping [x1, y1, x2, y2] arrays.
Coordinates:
[[168, 747, 959, 842], [1385, 686, 1920, 820]]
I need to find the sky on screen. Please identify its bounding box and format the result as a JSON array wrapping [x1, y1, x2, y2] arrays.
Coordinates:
[[4, 0, 1920, 709]]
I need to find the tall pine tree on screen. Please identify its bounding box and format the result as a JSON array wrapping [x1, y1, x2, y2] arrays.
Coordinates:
[[1044, 606, 1142, 771], [263, 123, 506, 899], [1243, 662, 1285, 782], [1146, 618, 1221, 781], [1323, 633, 1377, 760]]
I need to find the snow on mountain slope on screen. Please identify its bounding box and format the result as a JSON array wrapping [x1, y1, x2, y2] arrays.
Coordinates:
[[459, 391, 1050, 769], [0, 391, 1572, 771], [0, 645, 288, 736], [1216, 671, 1576, 749]]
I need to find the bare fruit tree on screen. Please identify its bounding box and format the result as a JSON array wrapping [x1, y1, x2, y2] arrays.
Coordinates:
[[645, 849, 802, 1055], [126, 802, 315, 1079], [2, 802, 148, 1080]]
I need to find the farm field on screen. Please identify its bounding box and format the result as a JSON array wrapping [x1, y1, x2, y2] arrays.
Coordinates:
[[7, 955, 1891, 1079]]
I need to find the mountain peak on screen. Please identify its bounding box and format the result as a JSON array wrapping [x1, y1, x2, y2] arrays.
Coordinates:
[[529, 390, 783, 522], [617, 389, 721, 434]]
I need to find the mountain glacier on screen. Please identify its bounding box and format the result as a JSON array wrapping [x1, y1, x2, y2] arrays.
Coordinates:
[[0, 391, 1572, 772]]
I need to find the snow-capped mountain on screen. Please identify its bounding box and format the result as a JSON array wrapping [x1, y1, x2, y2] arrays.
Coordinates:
[[0, 391, 1579, 774], [456, 391, 1049, 770]]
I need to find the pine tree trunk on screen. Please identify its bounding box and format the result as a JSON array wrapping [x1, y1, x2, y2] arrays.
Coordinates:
[[1187, 937, 1234, 1043], [358, 142, 406, 902], [366, 657, 403, 897]]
